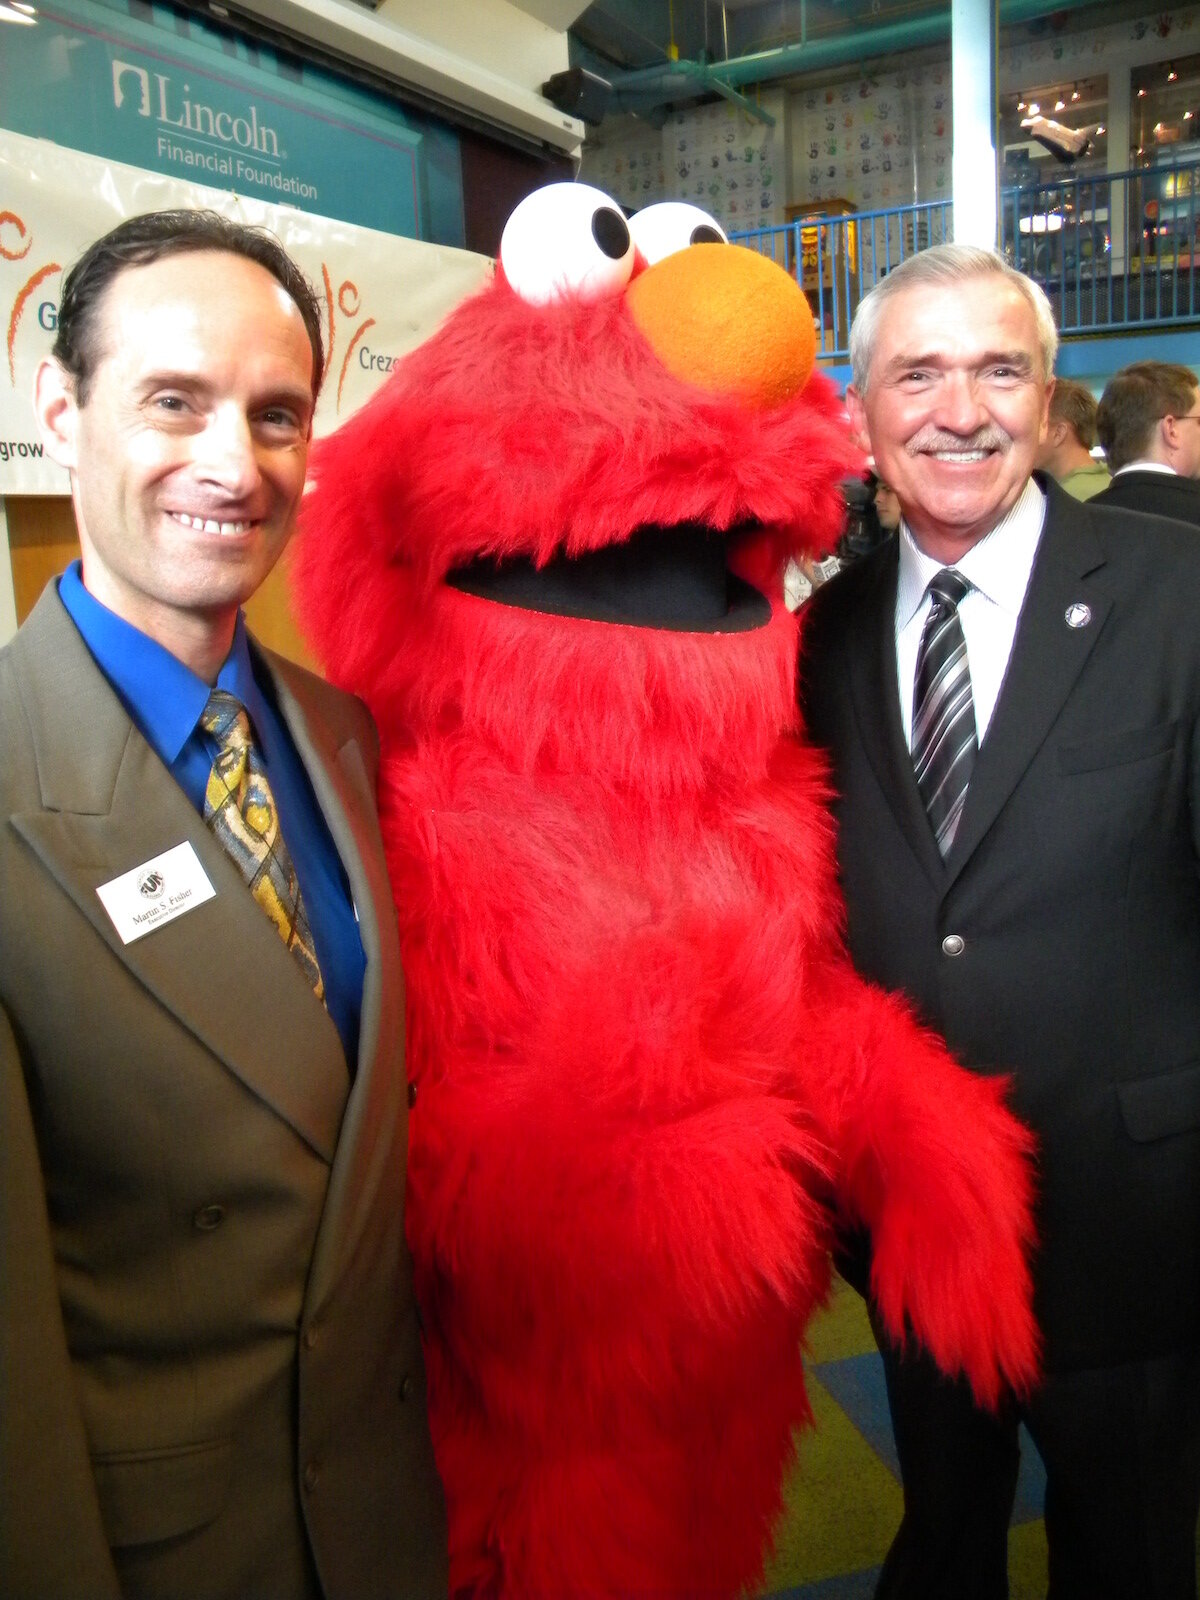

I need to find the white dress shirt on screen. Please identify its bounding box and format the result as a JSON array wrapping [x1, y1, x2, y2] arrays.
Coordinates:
[[895, 478, 1047, 750], [1112, 460, 1178, 478]]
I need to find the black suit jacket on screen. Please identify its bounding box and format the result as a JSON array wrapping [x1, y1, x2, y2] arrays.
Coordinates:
[[1090, 466, 1200, 528], [799, 481, 1200, 1372]]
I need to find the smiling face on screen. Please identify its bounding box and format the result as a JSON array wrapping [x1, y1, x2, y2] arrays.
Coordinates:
[[847, 274, 1051, 564], [36, 249, 314, 677]]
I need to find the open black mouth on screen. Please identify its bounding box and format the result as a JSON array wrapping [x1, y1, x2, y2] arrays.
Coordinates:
[[445, 522, 771, 633]]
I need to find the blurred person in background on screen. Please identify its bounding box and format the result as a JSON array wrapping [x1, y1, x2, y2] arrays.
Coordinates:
[[874, 476, 902, 532], [1036, 377, 1111, 500], [1092, 360, 1200, 527]]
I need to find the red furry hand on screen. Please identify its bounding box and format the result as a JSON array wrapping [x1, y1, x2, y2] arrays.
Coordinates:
[[819, 966, 1040, 1409]]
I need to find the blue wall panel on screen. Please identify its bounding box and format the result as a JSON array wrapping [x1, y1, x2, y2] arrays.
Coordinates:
[[1, 0, 466, 244]]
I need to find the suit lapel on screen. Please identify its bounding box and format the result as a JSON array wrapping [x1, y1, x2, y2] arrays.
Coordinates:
[[847, 545, 946, 889], [10, 590, 345, 1162], [263, 656, 405, 1315], [943, 489, 1111, 889]]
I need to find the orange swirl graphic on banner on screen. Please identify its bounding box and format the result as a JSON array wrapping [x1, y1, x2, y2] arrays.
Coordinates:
[[0, 212, 33, 262], [8, 260, 60, 384], [321, 261, 336, 361], [338, 317, 375, 411], [319, 262, 375, 414]]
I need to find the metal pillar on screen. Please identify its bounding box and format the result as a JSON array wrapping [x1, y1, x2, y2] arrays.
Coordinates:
[[1107, 60, 1131, 273], [951, 0, 1000, 248]]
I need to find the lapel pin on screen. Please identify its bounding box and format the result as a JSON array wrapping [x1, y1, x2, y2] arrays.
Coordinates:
[[1064, 602, 1091, 629]]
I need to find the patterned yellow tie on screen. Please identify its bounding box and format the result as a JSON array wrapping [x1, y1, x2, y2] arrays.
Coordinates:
[[200, 690, 325, 1002]]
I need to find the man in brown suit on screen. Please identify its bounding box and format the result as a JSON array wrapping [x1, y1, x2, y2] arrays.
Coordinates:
[[1, 211, 446, 1598]]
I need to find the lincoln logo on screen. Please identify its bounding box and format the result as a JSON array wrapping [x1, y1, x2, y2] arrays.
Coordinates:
[[111, 59, 282, 158], [139, 870, 165, 898]]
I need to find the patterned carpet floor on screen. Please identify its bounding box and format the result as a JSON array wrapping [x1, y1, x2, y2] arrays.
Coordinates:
[[759, 1278, 1051, 1600]]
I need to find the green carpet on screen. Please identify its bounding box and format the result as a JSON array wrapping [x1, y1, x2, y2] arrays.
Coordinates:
[[760, 1279, 1050, 1600], [760, 1280, 1199, 1599]]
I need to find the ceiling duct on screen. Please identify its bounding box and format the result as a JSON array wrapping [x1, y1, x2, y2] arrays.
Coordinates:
[[608, 0, 1103, 108], [214, 0, 585, 153]]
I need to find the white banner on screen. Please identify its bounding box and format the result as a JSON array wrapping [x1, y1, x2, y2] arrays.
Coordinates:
[[1, 128, 493, 494]]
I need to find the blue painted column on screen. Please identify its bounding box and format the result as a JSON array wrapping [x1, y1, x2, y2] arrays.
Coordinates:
[[951, 0, 1000, 247]]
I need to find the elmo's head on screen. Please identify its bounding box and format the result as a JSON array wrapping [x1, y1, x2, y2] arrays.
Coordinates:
[[295, 185, 859, 792]]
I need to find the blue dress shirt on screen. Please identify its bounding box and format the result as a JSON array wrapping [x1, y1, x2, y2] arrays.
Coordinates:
[[58, 561, 365, 1071]]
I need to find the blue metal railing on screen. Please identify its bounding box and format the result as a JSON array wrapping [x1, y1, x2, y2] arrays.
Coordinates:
[[732, 155, 1200, 361]]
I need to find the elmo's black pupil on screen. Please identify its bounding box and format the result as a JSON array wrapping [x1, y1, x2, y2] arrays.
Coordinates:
[[690, 224, 724, 245], [592, 207, 630, 260]]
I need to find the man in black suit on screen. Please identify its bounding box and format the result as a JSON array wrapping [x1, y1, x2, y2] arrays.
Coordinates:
[[800, 245, 1200, 1600], [1091, 359, 1200, 527]]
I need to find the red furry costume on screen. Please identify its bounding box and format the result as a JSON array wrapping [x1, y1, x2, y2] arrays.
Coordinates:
[[294, 187, 1038, 1599]]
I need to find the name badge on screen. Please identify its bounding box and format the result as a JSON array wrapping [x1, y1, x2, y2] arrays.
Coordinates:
[[96, 842, 217, 945]]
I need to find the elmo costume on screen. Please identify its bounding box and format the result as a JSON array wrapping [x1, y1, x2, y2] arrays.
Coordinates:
[[293, 184, 1038, 1599]]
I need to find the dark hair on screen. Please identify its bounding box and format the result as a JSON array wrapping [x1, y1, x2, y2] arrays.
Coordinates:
[[1048, 378, 1099, 450], [53, 209, 325, 405], [1096, 360, 1198, 473]]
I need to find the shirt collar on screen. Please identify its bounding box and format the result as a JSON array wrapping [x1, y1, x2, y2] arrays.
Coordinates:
[[896, 477, 1046, 630], [1113, 460, 1176, 477], [57, 560, 261, 767]]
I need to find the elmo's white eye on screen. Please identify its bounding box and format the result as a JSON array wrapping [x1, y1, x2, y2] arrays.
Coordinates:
[[628, 202, 727, 267], [500, 182, 634, 305]]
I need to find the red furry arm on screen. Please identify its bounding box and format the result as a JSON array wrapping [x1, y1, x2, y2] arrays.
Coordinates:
[[807, 959, 1040, 1409]]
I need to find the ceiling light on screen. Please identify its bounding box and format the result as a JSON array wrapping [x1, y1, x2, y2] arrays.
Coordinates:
[[1017, 100, 1026, 111], [1168, 67, 1178, 82], [1055, 98, 1065, 111], [1071, 88, 1080, 102], [0, 4, 37, 20], [1096, 124, 1106, 135], [1028, 101, 1040, 115], [1138, 88, 1147, 98], [1186, 111, 1195, 121]]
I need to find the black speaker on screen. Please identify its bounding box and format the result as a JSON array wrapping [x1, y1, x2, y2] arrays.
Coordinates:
[[541, 68, 612, 127]]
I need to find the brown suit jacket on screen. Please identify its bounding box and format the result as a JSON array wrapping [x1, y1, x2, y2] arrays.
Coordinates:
[[1, 586, 447, 1598]]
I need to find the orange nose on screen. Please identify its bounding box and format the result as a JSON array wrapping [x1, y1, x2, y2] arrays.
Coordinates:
[[625, 242, 816, 408]]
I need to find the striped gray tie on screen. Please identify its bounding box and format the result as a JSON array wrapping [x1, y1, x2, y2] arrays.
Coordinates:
[[912, 569, 977, 856]]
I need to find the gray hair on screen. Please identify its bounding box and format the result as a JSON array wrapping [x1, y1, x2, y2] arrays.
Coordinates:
[[849, 244, 1058, 394]]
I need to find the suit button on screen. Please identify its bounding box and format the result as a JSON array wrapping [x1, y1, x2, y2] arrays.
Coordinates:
[[303, 1324, 320, 1351], [398, 1374, 413, 1402], [941, 934, 965, 957], [303, 1461, 320, 1493], [193, 1204, 225, 1231], [407, 1080, 418, 1109]]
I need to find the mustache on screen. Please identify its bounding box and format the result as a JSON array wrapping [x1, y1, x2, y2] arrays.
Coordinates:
[[907, 425, 1011, 455]]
